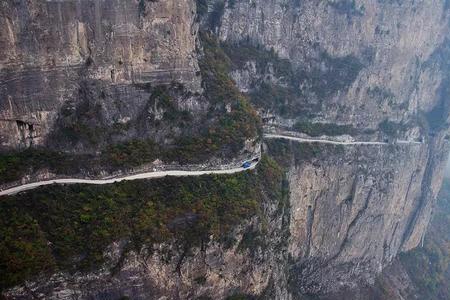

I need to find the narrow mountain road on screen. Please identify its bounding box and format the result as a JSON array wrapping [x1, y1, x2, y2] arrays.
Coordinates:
[[263, 133, 423, 146], [0, 133, 423, 196], [0, 163, 258, 196]]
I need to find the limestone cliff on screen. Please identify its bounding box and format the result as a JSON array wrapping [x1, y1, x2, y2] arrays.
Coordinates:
[[213, 0, 450, 295], [0, 0, 201, 149], [218, 0, 450, 131], [1, 0, 450, 299], [0, 0, 260, 187], [267, 136, 449, 296]]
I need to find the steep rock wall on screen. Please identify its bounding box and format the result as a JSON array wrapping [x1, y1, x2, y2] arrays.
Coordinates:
[[0, 0, 201, 149], [265, 136, 449, 295], [1, 0, 450, 299], [218, 0, 449, 129], [212, 1, 450, 293], [3, 157, 292, 300]]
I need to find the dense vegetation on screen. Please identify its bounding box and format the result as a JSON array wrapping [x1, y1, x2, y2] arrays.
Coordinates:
[[293, 121, 357, 137], [0, 149, 71, 183], [162, 31, 261, 163], [0, 156, 283, 291], [377, 119, 411, 139], [222, 40, 304, 117], [366, 86, 396, 107], [265, 138, 345, 168], [222, 42, 297, 83], [221, 38, 364, 118], [0, 141, 159, 183], [0, 32, 261, 185], [195, 0, 208, 18], [303, 51, 364, 100]]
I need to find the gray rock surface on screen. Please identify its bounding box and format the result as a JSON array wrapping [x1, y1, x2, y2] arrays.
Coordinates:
[[219, 0, 450, 129], [276, 137, 449, 294], [2, 0, 450, 299], [0, 0, 202, 150]]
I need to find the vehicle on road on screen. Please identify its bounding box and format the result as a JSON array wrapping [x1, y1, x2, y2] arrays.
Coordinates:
[[242, 161, 252, 169]]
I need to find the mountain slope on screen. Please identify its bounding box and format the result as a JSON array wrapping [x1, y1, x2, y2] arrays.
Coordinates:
[[1, 0, 450, 299]]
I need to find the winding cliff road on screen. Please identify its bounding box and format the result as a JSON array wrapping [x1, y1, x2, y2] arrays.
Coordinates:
[[263, 133, 423, 146], [0, 133, 423, 196], [0, 163, 259, 197]]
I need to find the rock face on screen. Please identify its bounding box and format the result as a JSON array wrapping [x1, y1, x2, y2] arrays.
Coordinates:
[[219, 0, 450, 129], [0, 0, 201, 150], [2, 0, 450, 299], [273, 136, 449, 295], [214, 1, 450, 294]]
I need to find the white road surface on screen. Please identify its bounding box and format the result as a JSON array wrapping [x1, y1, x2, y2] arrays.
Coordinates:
[[0, 163, 258, 196], [264, 133, 423, 146], [0, 133, 423, 196]]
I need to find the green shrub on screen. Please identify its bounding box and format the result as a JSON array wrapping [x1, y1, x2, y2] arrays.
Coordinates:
[[0, 33, 261, 185], [367, 86, 396, 106], [0, 149, 85, 183], [265, 139, 345, 168], [222, 41, 302, 116], [208, 1, 225, 29], [0, 156, 283, 290], [0, 207, 56, 289], [293, 121, 357, 136], [102, 139, 160, 168], [196, 31, 261, 156], [305, 52, 364, 99], [194, 276, 207, 285], [222, 41, 295, 81], [222, 40, 363, 117], [237, 226, 266, 257], [378, 120, 407, 138], [196, 0, 208, 17]]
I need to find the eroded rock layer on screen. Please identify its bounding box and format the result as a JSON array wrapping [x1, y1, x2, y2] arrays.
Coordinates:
[[0, 0, 201, 149], [1, 0, 450, 299]]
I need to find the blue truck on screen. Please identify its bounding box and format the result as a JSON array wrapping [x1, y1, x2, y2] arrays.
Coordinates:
[[242, 161, 252, 169]]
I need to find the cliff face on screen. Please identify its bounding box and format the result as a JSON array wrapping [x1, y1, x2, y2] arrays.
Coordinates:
[[219, 0, 449, 130], [0, 0, 260, 187], [0, 0, 201, 150], [324, 178, 450, 300], [213, 0, 450, 295], [2, 0, 450, 299], [266, 135, 449, 295], [3, 157, 292, 300]]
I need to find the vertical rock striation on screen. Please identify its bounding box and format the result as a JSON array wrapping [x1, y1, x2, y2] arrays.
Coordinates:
[[219, 0, 449, 129], [2, 0, 450, 299], [0, 0, 201, 149], [215, 0, 450, 295]]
